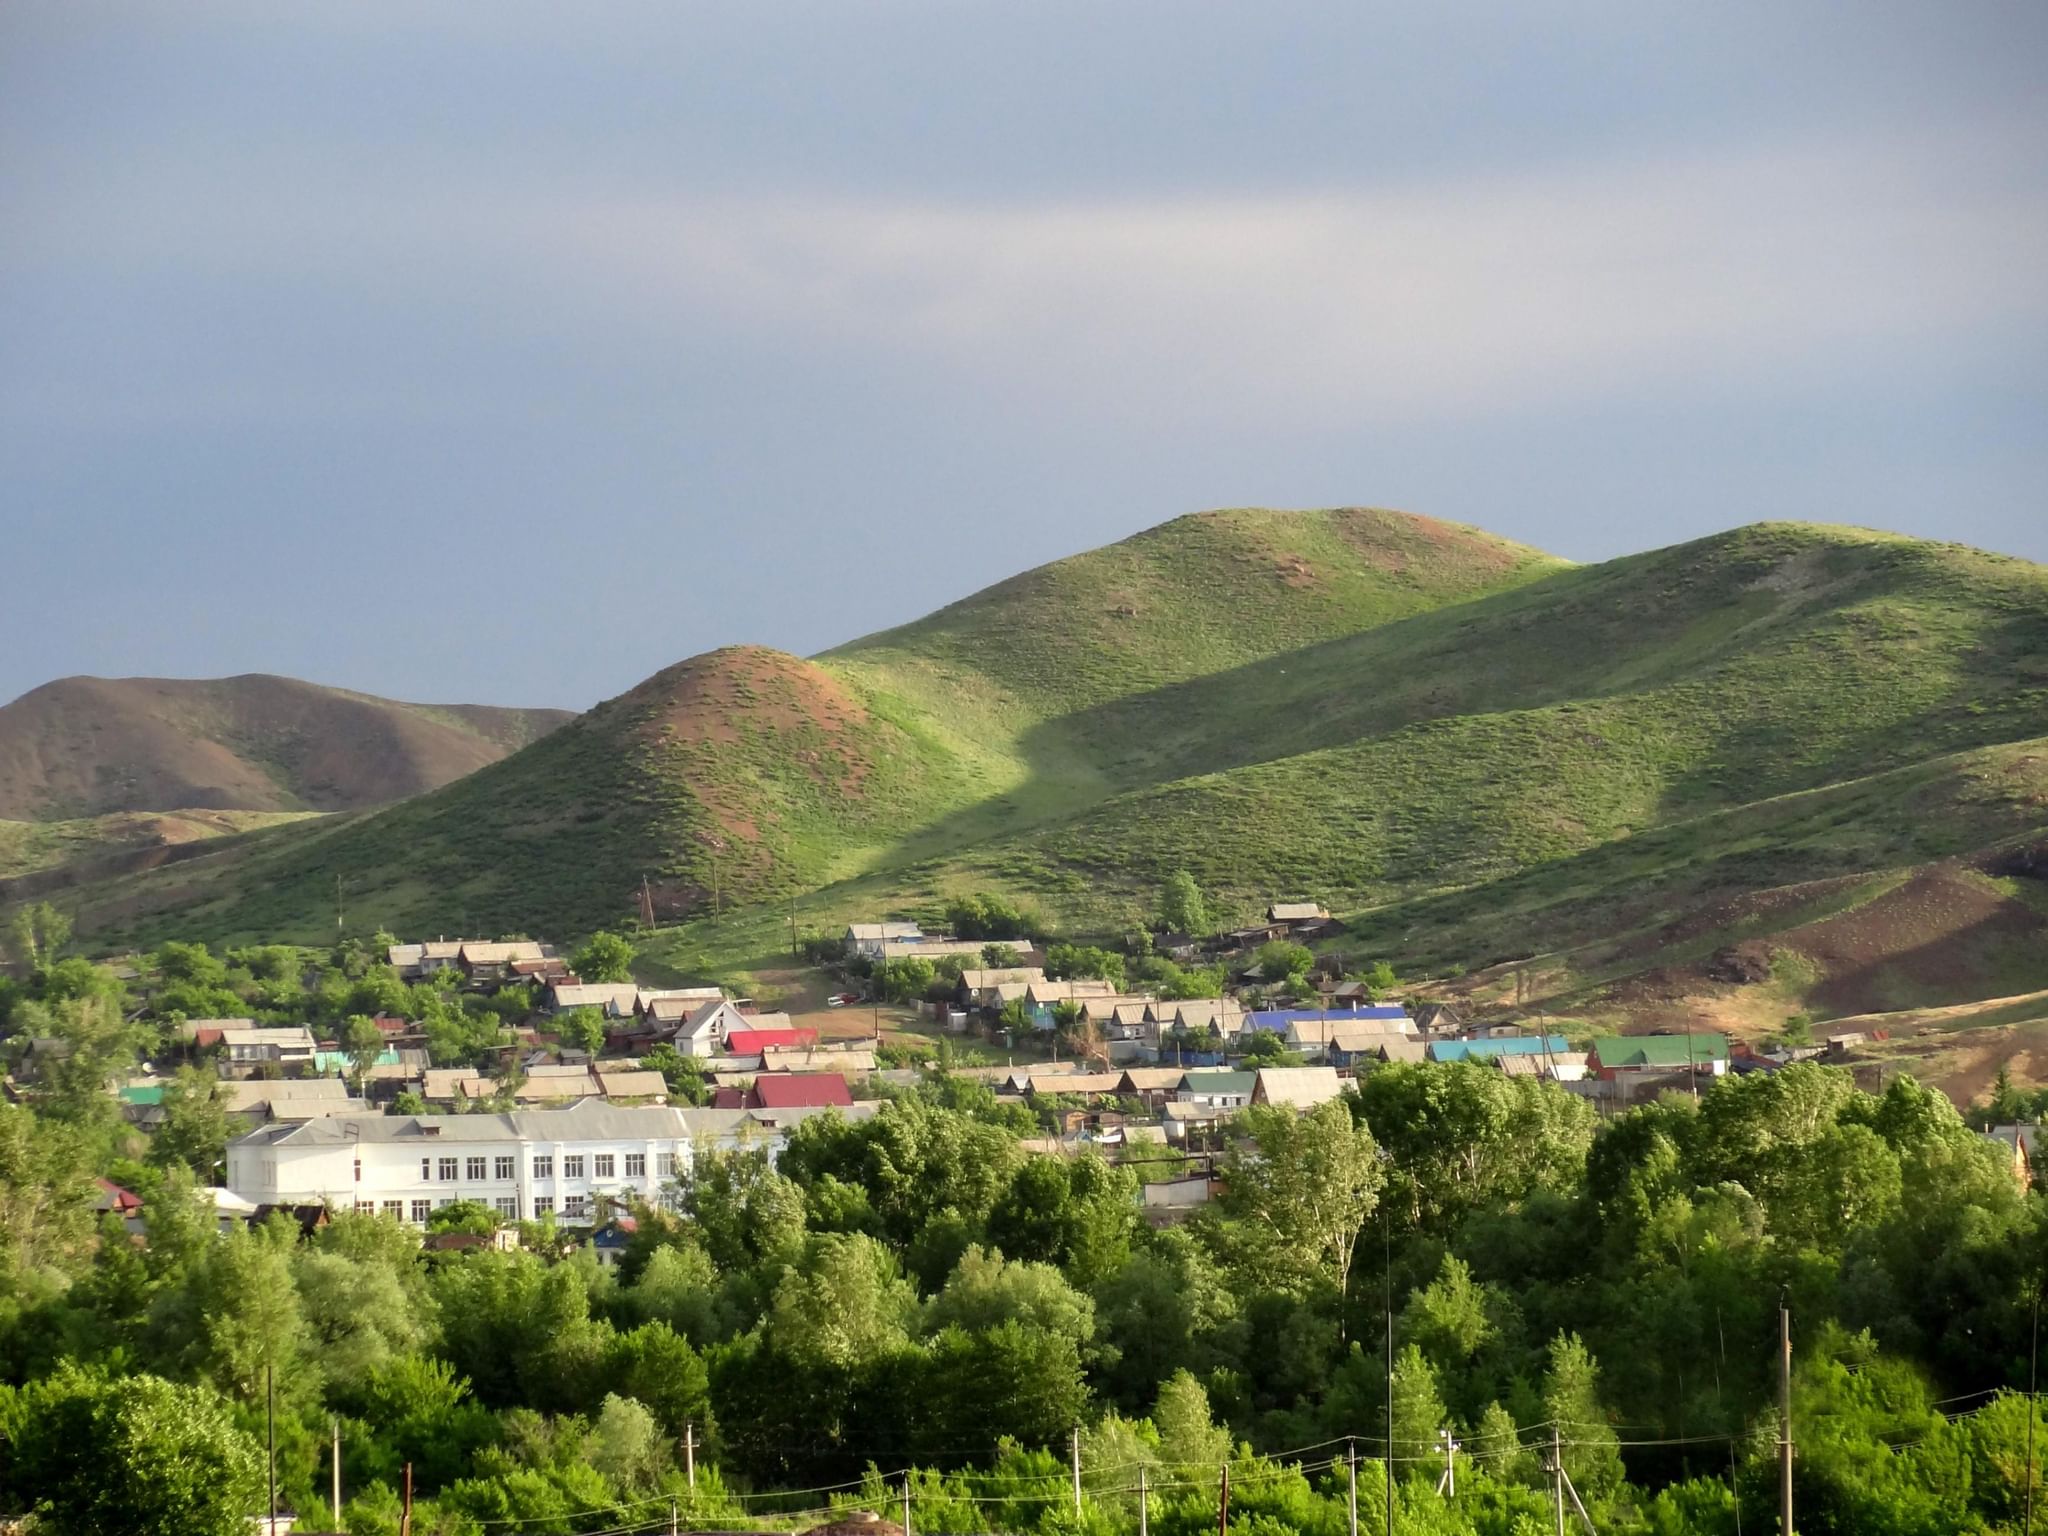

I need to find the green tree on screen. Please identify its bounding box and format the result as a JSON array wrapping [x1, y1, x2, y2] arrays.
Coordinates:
[[150, 1066, 233, 1181], [1254, 939, 1314, 979], [343, 1013, 386, 1092], [1160, 870, 1209, 935], [925, 1245, 1096, 1345], [1044, 944, 1126, 986], [555, 1007, 607, 1057], [1221, 1099, 1385, 1312], [4, 900, 73, 970], [1153, 1369, 1232, 1481], [427, 1199, 502, 1236], [878, 955, 937, 1003], [643, 1042, 708, 1104], [768, 1234, 919, 1371], [1389, 1343, 1448, 1474], [1542, 1332, 1623, 1498], [682, 1146, 808, 1273], [7, 1367, 264, 1536], [570, 930, 635, 984], [981, 942, 1025, 968]]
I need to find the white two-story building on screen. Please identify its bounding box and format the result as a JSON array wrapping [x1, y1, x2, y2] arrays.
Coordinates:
[[225, 1098, 872, 1225]]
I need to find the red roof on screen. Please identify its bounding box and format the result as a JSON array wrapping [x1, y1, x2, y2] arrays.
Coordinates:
[[192, 1027, 225, 1048], [750, 1073, 852, 1109], [709, 1086, 748, 1109], [725, 1027, 820, 1054], [95, 1178, 143, 1213], [371, 1014, 409, 1034]]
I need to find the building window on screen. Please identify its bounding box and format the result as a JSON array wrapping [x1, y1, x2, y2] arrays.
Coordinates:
[[381, 1200, 403, 1217], [356, 1201, 373, 1213], [494, 1197, 517, 1218], [410, 1199, 431, 1223], [436, 1196, 454, 1208], [657, 1152, 678, 1177], [495, 1155, 515, 1180], [438, 1157, 458, 1182], [625, 1153, 645, 1178], [466, 1156, 487, 1180], [353, 1159, 362, 1183], [533, 1155, 554, 1179], [421, 1158, 432, 1180], [593, 1154, 615, 1178], [563, 1155, 585, 1178], [533, 1196, 553, 1216], [563, 1195, 587, 1218]]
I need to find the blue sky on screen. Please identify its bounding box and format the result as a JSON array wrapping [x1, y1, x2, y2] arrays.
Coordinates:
[[3, 3, 2043, 710]]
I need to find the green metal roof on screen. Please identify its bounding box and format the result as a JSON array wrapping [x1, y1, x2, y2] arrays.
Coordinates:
[[1181, 1070, 1256, 1094], [1590, 1035, 1729, 1068], [119, 1084, 166, 1105]]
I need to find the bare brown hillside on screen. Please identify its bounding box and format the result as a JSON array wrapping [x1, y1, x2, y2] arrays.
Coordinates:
[[0, 674, 572, 819]]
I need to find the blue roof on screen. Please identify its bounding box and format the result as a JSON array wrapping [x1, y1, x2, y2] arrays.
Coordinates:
[[1427, 1035, 1569, 1062], [1243, 1006, 1412, 1033]]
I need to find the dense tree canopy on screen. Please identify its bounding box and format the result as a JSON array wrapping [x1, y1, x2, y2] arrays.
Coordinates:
[[2, 927, 2046, 1536]]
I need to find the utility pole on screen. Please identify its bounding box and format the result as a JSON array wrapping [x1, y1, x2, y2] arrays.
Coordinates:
[[336, 874, 345, 936], [1386, 1283, 1397, 1536], [1436, 1429, 1458, 1498], [331, 1415, 342, 1526], [399, 1463, 413, 1536], [1779, 1297, 1794, 1536], [1219, 1465, 1230, 1536], [2027, 1283, 2040, 1536], [1071, 1425, 1083, 1516], [1551, 1425, 1565, 1536], [903, 1473, 913, 1536], [684, 1422, 696, 1489], [1346, 1440, 1358, 1536], [1139, 1464, 1150, 1536], [670, 1496, 680, 1536], [266, 1363, 277, 1535]]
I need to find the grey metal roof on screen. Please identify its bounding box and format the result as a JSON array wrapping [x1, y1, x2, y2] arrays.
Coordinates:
[[234, 1099, 697, 1147]]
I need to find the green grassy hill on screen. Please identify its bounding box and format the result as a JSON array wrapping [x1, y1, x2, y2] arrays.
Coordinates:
[[25, 513, 2048, 1026], [38, 508, 1556, 943]]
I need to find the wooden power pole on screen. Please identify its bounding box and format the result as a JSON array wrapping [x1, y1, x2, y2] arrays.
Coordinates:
[[1780, 1297, 1795, 1536]]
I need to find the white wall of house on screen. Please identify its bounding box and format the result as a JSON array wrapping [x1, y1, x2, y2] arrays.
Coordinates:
[[227, 1127, 691, 1225]]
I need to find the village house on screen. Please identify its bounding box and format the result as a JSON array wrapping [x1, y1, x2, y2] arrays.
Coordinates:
[[221, 1077, 370, 1129], [1325, 1025, 1427, 1068], [1114, 1067, 1186, 1112], [759, 1044, 878, 1076], [723, 1023, 820, 1056], [844, 922, 924, 960], [456, 941, 549, 985], [1178, 1069, 1256, 1110], [1586, 1034, 1731, 1084], [875, 937, 988, 963], [953, 967, 1046, 1012], [208, 1025, 319, 1075], [710, 1072, 855, 1112], [1025, 978, 1119, 1029], [387, 941, 466, 980], [545, 980, 643, 1016], [668, 999, 753, 1057], [1250, 1065, 1346, 1110]]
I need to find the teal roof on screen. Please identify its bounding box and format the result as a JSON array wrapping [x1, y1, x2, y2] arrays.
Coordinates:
[[1428, 1035, 1568, 1063], [310, 1048, 401, 1073], [119, 1084, 166, 1106]]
